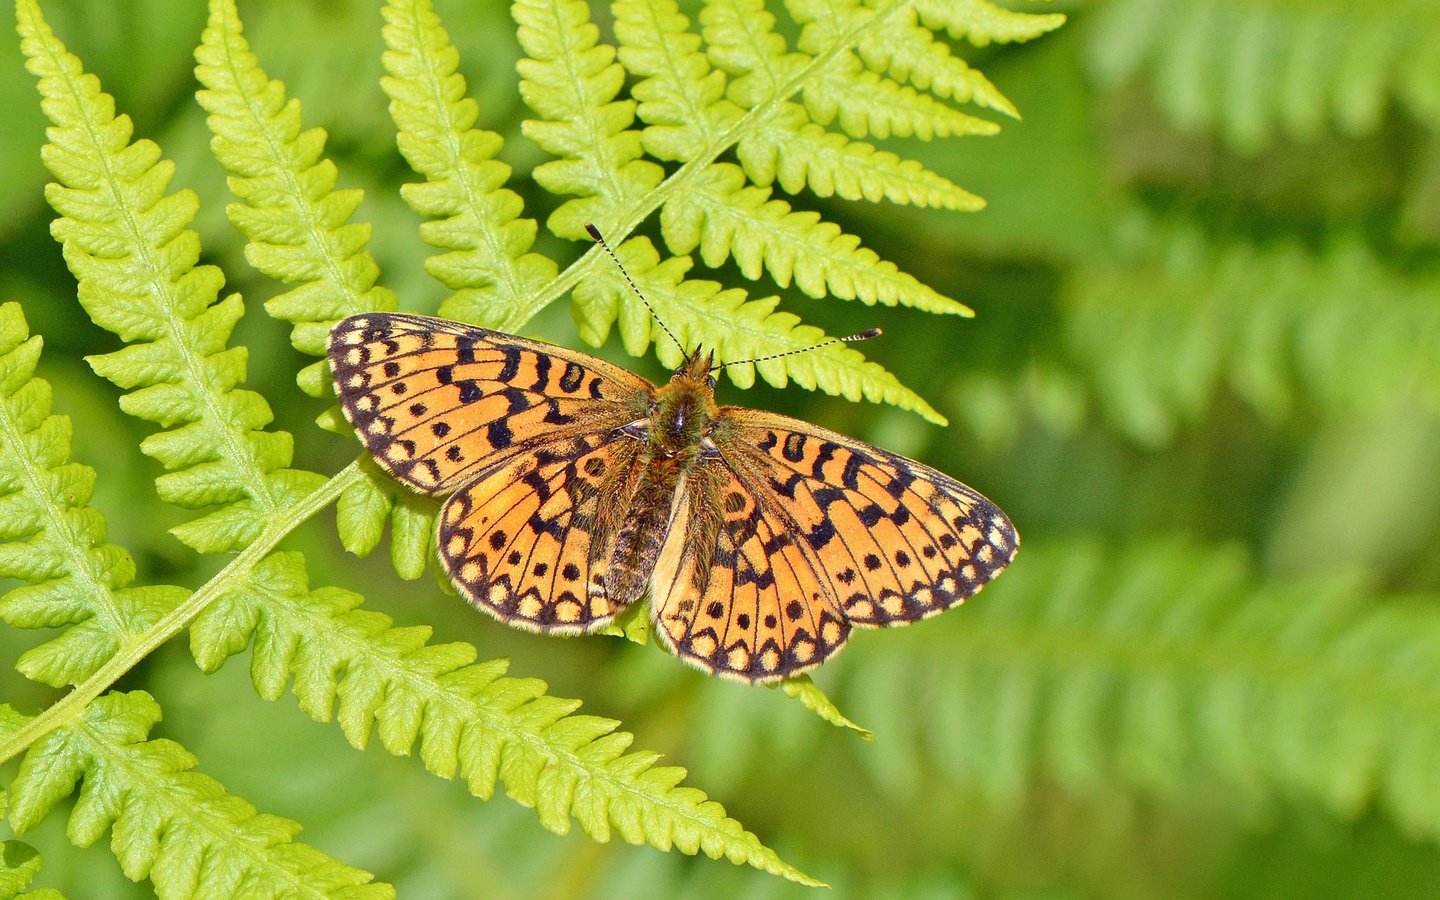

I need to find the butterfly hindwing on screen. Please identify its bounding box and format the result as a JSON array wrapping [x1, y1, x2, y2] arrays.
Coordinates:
[[328, 313, 651, 493], [650, 462, 852, 681], [716, 410, 1018, 630], [439, 430, 648, 632]]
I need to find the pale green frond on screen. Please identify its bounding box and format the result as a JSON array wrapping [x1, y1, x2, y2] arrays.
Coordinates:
[[515, 0, 664, 237], [739, 107, 985, 208], [663, 164, 974, 317], [1086, 0, 1440, 153], [573, 236, 946, 422], [195, 0, 398, 398], [775, 675, 875, 739], [0, 836, 60, 900], [380, 0, 559, 329], [20, 0, 325, 553], [794, 0, 1020, 117], [613, 0, 744, 159], [807, 56, 1002, 140], [0, 302, 189, 689], [836, 538, 1440, 845], [6, 692, 390, 898], [916, 0, 1068, 47], [188, 552, 821, 886]]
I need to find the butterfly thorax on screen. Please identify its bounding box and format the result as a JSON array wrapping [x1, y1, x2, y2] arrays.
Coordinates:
[[646, 352, 719, 461]]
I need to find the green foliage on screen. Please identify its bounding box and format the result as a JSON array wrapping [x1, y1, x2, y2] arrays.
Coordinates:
[[6, 0, 1436, 897], [1086, 0, 1440, 153], [1064, 213, 1440, 445]]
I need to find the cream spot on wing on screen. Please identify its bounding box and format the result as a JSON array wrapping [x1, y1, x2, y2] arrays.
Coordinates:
[[881, 593, 905, 615], [759, 648, 780, 672], [821, 620, 843, 644], [518, 595, 543, 618], [791, 639, 815, 663], [690, 633, 717, 658], [727, 646, 751, 671], [848, 598, 875, 618], [556, 598, 583, 622]]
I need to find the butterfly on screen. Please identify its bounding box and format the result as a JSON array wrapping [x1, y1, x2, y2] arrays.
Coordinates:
[[328, 254, 1016, 683]]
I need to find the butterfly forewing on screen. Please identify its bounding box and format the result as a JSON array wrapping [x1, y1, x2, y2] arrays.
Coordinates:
[[328, 313, 651, 493]]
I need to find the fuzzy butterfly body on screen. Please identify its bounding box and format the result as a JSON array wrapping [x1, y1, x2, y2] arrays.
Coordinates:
[[329, 312, 1017, 682]]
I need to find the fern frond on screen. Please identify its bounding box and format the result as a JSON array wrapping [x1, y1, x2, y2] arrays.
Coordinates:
[[188, 551, 822, 886], [507, 0, 1052, 403], [515, 0, 664, 238], [379, 0, 560, 330], [194, 0, 399, 399], [918, 0, 1068, 46], [19, 0, 325, 554], [193, 0, 437, 573], [4, 693, 390, 898], [834, 538, 1440, 845], [1065, 216, 1440, 444], [0, 303, 188, 687], [572, 235, 945, 422], [1086, 0, 1440, 152], [800, 0, 1020, 117]]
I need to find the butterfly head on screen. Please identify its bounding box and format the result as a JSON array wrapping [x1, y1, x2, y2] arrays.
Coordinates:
[[673, 347, 717, 389]]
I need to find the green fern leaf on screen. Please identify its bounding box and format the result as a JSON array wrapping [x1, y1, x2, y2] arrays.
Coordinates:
[[919, 0, 1068, 46], [19, 0, 325, 553], [189, 551, 822, 886], [572, 235, 945, 422], [194, 0, 399, 399], [515, 0, 664, 237], [775, 675, 875, 740], [379, 0, 560, 330], [664, 163, 972, 317], [0, 302, 188, 687], [798, 0, 1021, 117], [5, 692, 390, 898]]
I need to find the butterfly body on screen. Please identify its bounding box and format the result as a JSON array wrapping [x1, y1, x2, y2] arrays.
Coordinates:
[[330, 312, 1017, 683]]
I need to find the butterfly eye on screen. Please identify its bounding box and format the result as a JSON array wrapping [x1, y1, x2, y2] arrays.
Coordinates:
[[705, 374, 717, 389]]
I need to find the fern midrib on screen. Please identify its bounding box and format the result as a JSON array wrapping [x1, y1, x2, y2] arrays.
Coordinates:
[[212, 5, 375, 333], [32, 25, 281, 515], [75, 718, 341, 899], [0, 461, 363, 768], [0, 376, 128, 637], [502, 0, 915, 329], [395, 3, 534, 309]]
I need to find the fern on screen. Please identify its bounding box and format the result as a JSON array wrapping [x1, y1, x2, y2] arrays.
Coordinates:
[[1086, 0, 1440, 153], [3, 694, 387, 898], [833, 538, 1440, 844], [1063, 214, 1440, 444], [366, 0, 1063, 425], [3, 0, 853, 889]]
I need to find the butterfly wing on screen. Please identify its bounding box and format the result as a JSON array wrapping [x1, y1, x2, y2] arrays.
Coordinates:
[[650, 461, 852, 681], [439, 429, 651, 632], [328, 313, 652, 493], [650, 410, 1017, 682]]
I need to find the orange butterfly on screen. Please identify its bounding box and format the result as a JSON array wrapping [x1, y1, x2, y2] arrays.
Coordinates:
[[329, 245, 1017, 683]]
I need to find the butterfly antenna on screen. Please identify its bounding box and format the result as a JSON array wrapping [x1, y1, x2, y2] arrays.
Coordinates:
[[715, 328, 883, 371], [585, 223, 687, 359]]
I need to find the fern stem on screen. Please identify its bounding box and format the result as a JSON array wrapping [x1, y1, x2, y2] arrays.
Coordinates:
[[0, 460, 366, 767], [499, 0, 915, 331]]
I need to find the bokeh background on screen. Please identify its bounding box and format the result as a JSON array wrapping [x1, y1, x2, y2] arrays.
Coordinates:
[[3, 0, 1440, 897]]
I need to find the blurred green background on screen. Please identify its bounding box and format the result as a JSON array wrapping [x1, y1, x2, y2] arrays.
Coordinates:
[[4, 0, 1440, 897]]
